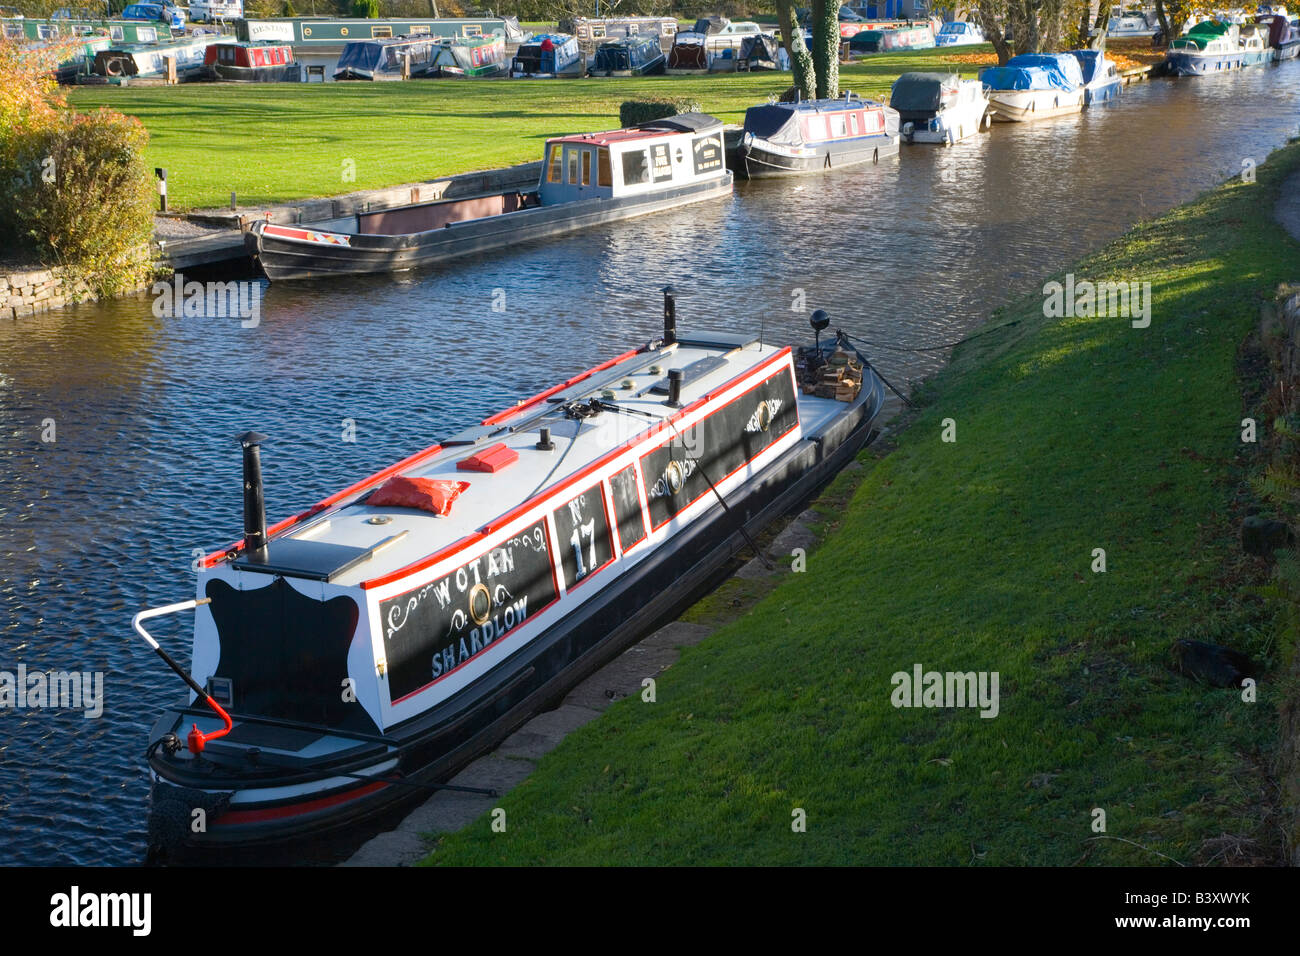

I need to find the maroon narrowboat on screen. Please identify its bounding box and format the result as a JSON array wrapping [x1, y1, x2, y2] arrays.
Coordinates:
[[204, 41, 300, 82]]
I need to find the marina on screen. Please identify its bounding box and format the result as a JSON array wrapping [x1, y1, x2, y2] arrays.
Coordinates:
[[6, 1, 1300, 883]]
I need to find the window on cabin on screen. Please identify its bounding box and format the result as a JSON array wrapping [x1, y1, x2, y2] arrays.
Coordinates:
[[581, 150, 592, 186], [410, 24, 430, 34], [830, 114, 847, 137], [598, 149, 612, 187], [464, 24, 482, 35], [848, 112, 858, 135], [566, 147, 580, 184], [110, 25, 123, 39], [138, 26, 155, 41], [592, 24, 605, 37], [547, 146, 563, 183], [621, 149, 650, 186], [372, 25, 392, 37]]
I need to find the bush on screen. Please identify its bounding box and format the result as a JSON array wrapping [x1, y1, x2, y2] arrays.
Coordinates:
[[619, 97, 702, 127], [284, 0, 297, 14], [350, 0, 380, 17]]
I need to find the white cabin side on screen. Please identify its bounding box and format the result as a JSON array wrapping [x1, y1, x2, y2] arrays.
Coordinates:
[[538, 127, 727, 203]]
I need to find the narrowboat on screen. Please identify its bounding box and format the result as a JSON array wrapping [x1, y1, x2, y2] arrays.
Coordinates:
[[980, 53, 1085, 122], [428, 34, 507, 77], [738, 93, 901, 178], [1070, 49, 1122, 105], [565, 15, 678, 44], [589, 34, 665, 75], [246, 113, 731, 282], [92, 34, 229, 79], [136, 297, 888, 855], [2, 16, 173, 42], [848, 23, 935, 54], [510, 33, 584, 77], [1164, 20, 1247, 75], [333, 36, 438, 80], [737, 33, 783, 70], [890, 72, 988, 145], [934, 20, 984, 46], [1257, 13, 1300, 59], [666, 29, 711, 73], [204, 40, 299, 81]]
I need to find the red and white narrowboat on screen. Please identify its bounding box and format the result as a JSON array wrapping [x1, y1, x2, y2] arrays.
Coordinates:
[[135, 295, 886, 855], [204, 40, 299, 82]]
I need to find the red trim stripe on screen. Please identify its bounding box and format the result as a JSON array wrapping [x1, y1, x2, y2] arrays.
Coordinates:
[[480, 348, 643, 426], [210, 780, 388, 826]]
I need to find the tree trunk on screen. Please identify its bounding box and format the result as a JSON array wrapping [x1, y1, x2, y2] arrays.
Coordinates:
[[976, 0, 1013, 64], [776, 0, 815, 99], [1154, 0, 1171, 41], [1090, 4, 1111, 51], [811, 0, 839, 99]]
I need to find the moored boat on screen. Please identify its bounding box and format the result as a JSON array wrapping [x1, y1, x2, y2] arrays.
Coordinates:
[[204, 40, 298, 82], [739, 93, 900, 177], [1070, 49, 1122, 105], [981, 53, 1085, 122], [428, 34, 507, 77], [890, 72, 988, 144], [665, 29, 710, 73], [136, 299, 887, 855], [1164, 20, 1246, 75], [1256, 12, 1300, 59], [933, 20, 984, 46], [333, 36, 438, 80], [588, 34, 664, 75], [848, 22, 935, 53], [510, 33, 584, 77], [246, 113, 731, 281]]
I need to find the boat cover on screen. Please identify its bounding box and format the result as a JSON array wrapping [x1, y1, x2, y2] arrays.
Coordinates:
[[889, 71, 960, 112], [514, 33, 580, 72], [692, 16, 729, 35], [1069, 49, 1114, 83], [430, 35, 504, 73], [668, 31, 709, 69], [980, 52, 1083, 91], [1177, 19, 1231, 48], [593, 35, 660, 71], [636, 111, 723, 133], [335, 38, 434, 77], [743, 98, 897, 144], [740, 33, 781, 65]]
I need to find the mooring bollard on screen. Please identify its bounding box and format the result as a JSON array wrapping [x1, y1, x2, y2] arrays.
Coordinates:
[[155, 167, 167, 213], [230, 191, 237, 212]]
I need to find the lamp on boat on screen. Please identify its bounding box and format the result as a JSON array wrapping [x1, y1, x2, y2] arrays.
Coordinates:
[[810, 309, 831, 356], [237, 431, 269, 561]]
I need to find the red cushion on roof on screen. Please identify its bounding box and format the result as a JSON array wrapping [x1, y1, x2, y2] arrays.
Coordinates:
[[368, 476, 470, 516], [457, 442, 519, 473]]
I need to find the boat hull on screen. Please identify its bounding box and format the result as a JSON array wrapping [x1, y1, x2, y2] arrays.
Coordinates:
[[741, 135, 900, 178], [986, 89, 1084, 122], [147, 378, 885, 853], [1164, 49, 1247, 75], [246, 174, 734, 282], [210, 63, 302, 82], [1083, 78, 1122, 105]]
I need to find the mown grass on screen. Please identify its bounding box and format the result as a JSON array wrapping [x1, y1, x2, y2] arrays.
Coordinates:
[[67, 46, 990, 210], [416, 141, 1300, 867]]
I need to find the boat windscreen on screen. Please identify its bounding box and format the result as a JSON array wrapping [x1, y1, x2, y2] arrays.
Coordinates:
[[743, 104, 800, 143]]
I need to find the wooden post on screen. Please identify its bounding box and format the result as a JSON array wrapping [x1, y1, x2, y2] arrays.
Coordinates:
[[165, 54, 177, 85], [402, 51, 411, 80], [155, 168, 167, 213]]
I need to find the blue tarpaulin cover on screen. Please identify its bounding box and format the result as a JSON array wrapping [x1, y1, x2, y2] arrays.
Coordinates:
[[980, 52, 1083, 91]]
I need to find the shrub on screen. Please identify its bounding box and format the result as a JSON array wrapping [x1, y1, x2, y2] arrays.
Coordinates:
[[8, 111, 157, 296], [619, 97, 702, 127], [350, 0, 381, 17], [284, 0, 298, 14]]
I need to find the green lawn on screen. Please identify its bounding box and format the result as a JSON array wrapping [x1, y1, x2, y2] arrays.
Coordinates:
[[67, 47, 989, 210], [415, 142, 1300, 866]]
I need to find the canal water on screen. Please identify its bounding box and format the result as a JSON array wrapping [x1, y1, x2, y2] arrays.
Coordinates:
[[2, 61, 1299, 866]]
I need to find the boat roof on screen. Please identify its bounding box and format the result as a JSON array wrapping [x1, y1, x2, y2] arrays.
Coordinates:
[[765, 94, 882, 113], [548, 112, 722, 147], [207, 333, 808, 591]]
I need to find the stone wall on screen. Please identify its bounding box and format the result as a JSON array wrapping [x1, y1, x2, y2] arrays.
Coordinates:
[[0, 265, 96, 319]]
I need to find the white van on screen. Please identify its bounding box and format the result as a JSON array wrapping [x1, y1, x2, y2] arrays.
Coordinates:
[[188, 0, 242, 23]]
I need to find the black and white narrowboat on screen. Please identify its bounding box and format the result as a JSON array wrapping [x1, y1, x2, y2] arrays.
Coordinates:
[[204, 40, 299, 82], [510, 33, 584, 77], [588, 34, 665, 75], [136, 298, 887, 854], [738, 93, 900, 178], [245, 113, 731, 282]]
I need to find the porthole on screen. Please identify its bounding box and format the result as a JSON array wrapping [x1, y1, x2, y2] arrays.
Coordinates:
[[469, 583, 491, 625]]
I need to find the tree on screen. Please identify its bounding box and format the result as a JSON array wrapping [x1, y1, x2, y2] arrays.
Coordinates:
[[1153, 0, 1194, 45], [972, 0, 1092, 64], [810, 0, 839, 99], [775, 0, 815, 99]]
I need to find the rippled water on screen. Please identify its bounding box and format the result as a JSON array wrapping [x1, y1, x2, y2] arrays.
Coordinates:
[[3, 61, 1299, 866]]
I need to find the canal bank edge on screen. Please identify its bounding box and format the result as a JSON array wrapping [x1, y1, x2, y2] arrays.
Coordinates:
[[0, 263, 150, 320], [400, 139, 1300, 867]]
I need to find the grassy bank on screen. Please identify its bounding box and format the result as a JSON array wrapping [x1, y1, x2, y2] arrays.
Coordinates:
[[418, 141, 1300, 867], [67, 47, 988, 210]]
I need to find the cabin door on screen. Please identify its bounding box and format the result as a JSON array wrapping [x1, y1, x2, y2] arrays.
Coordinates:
[[564, 145, 601, 200]]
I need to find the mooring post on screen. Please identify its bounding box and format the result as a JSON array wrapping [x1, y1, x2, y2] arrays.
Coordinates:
[[155, 167, 167, 213], [230, 191, 237, 212]]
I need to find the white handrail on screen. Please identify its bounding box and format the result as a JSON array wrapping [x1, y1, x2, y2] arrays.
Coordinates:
[[131, 597, 210, 650]]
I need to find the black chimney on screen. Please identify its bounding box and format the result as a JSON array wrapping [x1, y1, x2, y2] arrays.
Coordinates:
[[662, 285, 676, 345], [666, 368, 683, 407], [237, 431, 268, 560]]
